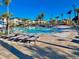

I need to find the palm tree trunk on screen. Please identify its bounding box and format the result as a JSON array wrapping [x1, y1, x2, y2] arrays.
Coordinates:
[[78, 13, 79, 25], [6, 16, 9, 34], [6, 6, 9, 34], [69, 14, 71, 20], [2, 18, 5, 33], [61, 16, 63, 21]]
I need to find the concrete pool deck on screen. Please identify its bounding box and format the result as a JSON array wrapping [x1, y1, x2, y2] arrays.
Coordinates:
[[0, 31, 79, 59]]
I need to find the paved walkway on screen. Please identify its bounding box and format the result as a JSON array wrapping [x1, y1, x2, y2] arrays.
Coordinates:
[[0, 34, 79, 59], [0, 44, 18, 59]]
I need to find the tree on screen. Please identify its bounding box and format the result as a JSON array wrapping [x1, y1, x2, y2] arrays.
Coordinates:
[[21, 18, 28, 27], [55, 16, 59, 20], [61, 13, 63, 20], [4, 0, 11, 34], [55, 16, 59, 25], [1, 12, 12, 34], [67, 10, 72, 20], [75, 8, 79, 24], [36, 12, 45, 25], [49, 18, 57, 25]]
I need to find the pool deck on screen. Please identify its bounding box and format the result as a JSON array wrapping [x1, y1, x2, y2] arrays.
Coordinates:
[[0, 31, 79, 59]]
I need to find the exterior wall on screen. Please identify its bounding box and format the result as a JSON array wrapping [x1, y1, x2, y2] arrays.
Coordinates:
[[3, 18, 7, 24]]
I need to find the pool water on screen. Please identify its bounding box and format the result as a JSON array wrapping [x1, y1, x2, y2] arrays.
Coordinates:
[[11, 26, 74, 34]]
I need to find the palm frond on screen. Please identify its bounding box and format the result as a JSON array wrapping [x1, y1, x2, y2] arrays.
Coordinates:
[[75, 8, 79, 12], [56, 16, 59, 18], [67, 10, 72, 14], [4, 0, 11, 6], [1, 12, 13, 18]]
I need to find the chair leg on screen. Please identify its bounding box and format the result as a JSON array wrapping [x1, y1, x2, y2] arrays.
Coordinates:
[[34, 40, 37, 46], [27, 41, 31, 46]]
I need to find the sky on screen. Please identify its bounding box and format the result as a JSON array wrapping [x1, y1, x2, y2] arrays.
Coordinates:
[[0, 0, 79, 21]]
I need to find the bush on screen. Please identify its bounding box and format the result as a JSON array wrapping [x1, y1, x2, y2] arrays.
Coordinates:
[[0, 31, 5, 35]]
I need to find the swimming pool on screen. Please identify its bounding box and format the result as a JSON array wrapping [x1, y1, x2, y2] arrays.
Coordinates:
[[11, 26, 74, 34]]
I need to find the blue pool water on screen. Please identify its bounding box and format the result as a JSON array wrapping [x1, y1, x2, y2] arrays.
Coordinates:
[[11, 26, 73, 34]]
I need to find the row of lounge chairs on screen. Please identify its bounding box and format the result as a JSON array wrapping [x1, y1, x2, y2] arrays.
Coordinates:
[[0, 33, 39, 45]]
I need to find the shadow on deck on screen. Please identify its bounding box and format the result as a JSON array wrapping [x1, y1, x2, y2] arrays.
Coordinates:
[[0, 40, 33, 59], [37, 40, 79, 51], [25, 46, 68, 59]]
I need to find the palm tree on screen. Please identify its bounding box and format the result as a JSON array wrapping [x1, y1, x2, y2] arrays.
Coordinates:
[[36, 12, 45, 25], [75, 8, 79, 24], [4, 0, 11, 34], [55, 16, 59, 20], [67, 10, 72, 20], [22, 18, 28, 27], [0, 16, 4, 33], [40, 12, 44, 20], [49, 18, 56, 25], [1, 12, 12, 34], [55, 16, 59, 25], [61, 13, 63, 20]]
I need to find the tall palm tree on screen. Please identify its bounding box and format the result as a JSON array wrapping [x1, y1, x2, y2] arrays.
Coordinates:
[[61, 13, 63, 20], [75, 8, 79, 24], [36, 12, 45, 25], [67, 10, 72, 20], [0, 2, 4, 33], [40, 12, 44, 20], [4, 0, 11, 34], [55, 16, 59, 20], [1, 12, 12, 33], [55, 16, 59, 25], [0, 16, 4, 33]]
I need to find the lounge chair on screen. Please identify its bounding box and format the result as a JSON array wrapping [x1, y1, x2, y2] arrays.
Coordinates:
[[4, 34, 16, 39], [24, 36, 39, 45], [9, 35, 23, 41], [0, 33, 18, 39], [0, 35, 6, 38], [14, 35, 29, 42]]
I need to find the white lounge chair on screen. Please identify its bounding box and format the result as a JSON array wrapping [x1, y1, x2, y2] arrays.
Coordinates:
[[15, 35, 29, 42], [9, 35, 23, 41], [26, 36, 39, 45]]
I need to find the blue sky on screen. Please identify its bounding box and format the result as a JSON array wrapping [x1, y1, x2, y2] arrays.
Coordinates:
[[0, 0, 79, 20]]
